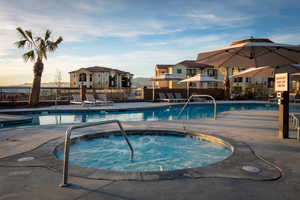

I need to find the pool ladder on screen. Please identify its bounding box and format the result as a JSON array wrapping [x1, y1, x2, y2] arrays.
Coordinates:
[[177, 95, 217, 120], [59, 120, 134, 187]]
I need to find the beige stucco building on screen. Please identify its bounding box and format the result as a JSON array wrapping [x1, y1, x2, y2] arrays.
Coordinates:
[[69, 66, 133, 88], [154, 60, 274, 97], [155, 60, 223, 89]]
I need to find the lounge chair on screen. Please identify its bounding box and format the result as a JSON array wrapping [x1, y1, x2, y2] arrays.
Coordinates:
[[158, 93, 171, 102], [174, 93, 187, 102], [70, 94, 83, 105], [85, 94, 106, 106], [95, 94, 114, 105]]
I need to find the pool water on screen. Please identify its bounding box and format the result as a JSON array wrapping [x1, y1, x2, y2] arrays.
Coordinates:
[[17, 103, 277, 126], [56, 134, 232, 171]]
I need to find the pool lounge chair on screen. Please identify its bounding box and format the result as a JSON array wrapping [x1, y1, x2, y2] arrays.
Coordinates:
[[95, 94, 114, 105], [158, 93, 171, 102], [85, 94, 107, 106], [174, 93, 187, 102], [70, 94, 83, 105]]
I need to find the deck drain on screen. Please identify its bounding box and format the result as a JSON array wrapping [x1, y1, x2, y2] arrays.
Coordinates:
[[242, 165, 261, 173], [17, 157, 35, 162]]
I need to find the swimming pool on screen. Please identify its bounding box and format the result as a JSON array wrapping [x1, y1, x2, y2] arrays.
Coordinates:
[[6, 103, 277, 127]]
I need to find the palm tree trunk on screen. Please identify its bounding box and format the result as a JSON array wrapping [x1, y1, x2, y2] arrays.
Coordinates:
[[29, 61, 44, 105]]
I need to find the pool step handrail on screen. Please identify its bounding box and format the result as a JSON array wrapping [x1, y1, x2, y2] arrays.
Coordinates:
[[59, 120, 134, 187], [177, 95, 217, 120]]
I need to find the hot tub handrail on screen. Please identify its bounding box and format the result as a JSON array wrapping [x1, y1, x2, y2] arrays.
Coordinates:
[[60, 120, 134, 187], [177, 95, 217, 120]]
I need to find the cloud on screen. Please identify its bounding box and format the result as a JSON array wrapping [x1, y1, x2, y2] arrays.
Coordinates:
[[0, 49, 197, 84], [269, 33, 300, 44]]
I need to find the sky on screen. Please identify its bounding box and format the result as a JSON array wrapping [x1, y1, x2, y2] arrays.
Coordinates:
[[0, 0, 300, 85]]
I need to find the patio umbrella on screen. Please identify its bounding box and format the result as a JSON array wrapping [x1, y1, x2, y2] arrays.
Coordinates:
[[196, 38, 300, 139], [231, 64, 300, 78], [196, 38, 300, 68], [151, 74, 183, 101], [179, 74, 221, 97]]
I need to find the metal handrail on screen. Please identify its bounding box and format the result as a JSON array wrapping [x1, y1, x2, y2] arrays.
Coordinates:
[[59, 120, 134, 187], [177, 95, 217, 120]]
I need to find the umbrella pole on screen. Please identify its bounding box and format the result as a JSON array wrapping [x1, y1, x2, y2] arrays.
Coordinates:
[[152, 81, 155, 102], [187, 82, 189, 98]]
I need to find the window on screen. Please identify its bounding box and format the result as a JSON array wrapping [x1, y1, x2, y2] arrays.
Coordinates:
[[208, 82, 217, 88], [90, 74, 92, 81], [245, 78, 249, 82], [177, 69, 182, 74], [189, 82, 196, 87], [187, 69, 196, 76], [234, 77, 243, 83], [79, 73, 87, 82], [207, 69, 217, 77]]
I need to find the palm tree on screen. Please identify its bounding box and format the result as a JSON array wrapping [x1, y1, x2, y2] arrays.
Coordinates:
[[15, 27, 63, 105]]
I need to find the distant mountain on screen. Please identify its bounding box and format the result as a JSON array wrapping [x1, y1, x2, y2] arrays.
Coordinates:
[[9, 82, 70, 87], [132, 77, 152, 88]]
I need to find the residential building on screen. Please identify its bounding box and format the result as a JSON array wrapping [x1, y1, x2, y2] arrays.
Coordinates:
[[69, 66, 133, 88], [155, 60, 223, 89], [154, 60, 272, 97], [231, 67, 274, 97]]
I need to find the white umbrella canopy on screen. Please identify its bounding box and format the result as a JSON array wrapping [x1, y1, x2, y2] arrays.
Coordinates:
[[179, 74, 222, 83], [179, 74, 221, 97], [196, 38, 300, 68], [231, 64, 300, 78]]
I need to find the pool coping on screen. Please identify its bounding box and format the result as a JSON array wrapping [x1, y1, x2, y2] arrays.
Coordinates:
[[1, 128, 281, 182], [0, 101, 274, 115]]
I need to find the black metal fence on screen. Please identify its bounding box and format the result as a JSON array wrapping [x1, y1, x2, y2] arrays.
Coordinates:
[[0, 87, 143, 102]]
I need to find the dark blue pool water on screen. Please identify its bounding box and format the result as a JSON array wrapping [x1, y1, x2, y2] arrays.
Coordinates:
[[5, 103, 277, 127]]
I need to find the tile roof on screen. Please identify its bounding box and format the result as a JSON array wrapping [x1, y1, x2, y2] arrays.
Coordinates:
[[177, 60, 214, 69], [69, 66, 132, 74]]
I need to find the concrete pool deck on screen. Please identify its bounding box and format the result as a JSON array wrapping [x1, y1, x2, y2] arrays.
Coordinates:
[[0, 108, 300, 199]]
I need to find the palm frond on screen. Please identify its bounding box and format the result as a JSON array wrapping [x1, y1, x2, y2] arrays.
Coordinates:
[[46, 36, 63, 52], [39, 39, 47, 60], [25, 30, 34, 41], [16, 27, 30, 41], [22, 50, 35, 62], [45, 30, 51, 41], [15, 40, 28, 48], [55, 36, 63, 45], [46, 41, 58, 52]]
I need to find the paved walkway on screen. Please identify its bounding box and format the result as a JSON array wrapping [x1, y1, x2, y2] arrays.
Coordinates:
[[0, 109, 299, 199]]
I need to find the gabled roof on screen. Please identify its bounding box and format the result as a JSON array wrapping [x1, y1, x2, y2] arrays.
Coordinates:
[[156, 64, 173, 69], [69, 66, 132, 75], [176, 60, 214, 69]]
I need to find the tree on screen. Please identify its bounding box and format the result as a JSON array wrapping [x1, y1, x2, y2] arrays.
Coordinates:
[[15, 27, 63, 105]]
